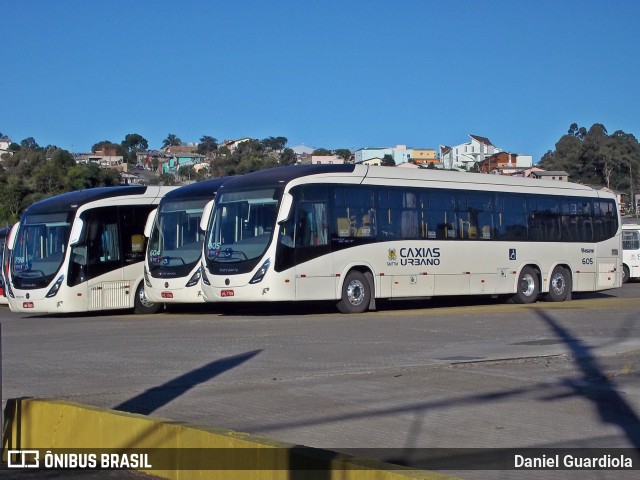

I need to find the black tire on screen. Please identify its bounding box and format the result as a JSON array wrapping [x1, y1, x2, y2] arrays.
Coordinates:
[[623, 264, 630, 284], [134, 282, 162, 314], [337, 270, 371, 314], [511, 266, 539, 304], [544, 266, 571, 302]]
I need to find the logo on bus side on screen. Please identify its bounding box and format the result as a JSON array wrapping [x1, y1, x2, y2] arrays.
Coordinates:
[[387, 247, 441, 266]]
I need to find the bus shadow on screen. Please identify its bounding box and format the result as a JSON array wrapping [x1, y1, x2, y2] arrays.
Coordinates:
[[534, 310, 640, 447], [114, 349, 262, 415]]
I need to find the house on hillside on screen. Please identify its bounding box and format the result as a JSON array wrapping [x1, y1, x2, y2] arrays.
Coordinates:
[[0, 136, 12, 157], [311, 155, 344, 165], [354, 145, 412, 165], [412, 148, 438, 167], [530, 170, 569, 182], [160, 152, 207, 174], [440, 134, 501, 170], [478, 152, 533, 174], [221, 138, 252, 151]]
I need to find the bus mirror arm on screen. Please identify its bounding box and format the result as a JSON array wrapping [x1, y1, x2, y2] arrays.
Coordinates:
[[200, 199, 216, 232], [68, 219, 84, 246], [277, 193, 294, 224], [144, 208, 157, 238]]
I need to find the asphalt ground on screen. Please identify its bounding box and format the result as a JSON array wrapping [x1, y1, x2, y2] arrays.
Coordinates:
[[2, 285, 640, 479]]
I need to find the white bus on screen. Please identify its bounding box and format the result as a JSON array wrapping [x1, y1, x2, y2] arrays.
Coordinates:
[[622, 223, 640, 283], [200, 165, 621, 313], [6, 185, 175, 314], [144, 177, 228, 304]]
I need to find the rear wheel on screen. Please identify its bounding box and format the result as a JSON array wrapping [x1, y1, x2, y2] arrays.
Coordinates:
[[134, 283, 162, 314], [511, 266, 539, 304], [337, 270, 371, 314], [544, 266, 571, 302]]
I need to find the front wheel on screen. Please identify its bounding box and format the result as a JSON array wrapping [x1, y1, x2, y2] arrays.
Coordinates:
[[337, 270, 371, 314], [510, 266, 539, 304], [544, 266, 571, 302], [134, 283, 162, 314], [623, 264, 630, 284]]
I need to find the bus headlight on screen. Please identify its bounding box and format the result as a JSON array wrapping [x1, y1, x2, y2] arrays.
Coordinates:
[[45, 275, 65, 298], [201, 263, 210, 286], [185, 267, 202, 287], [249, 258, 271, 284]]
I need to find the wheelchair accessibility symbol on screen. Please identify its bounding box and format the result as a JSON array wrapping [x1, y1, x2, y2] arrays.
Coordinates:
[[509, 249, 517, 261]]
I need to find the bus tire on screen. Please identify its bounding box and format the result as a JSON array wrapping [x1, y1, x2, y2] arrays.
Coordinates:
[[511, 266, 539, 304], [544, 266, 571, 302], [134, 283, 162, 314], [337, 270, 371, 314], [623, 264, 630, 284]]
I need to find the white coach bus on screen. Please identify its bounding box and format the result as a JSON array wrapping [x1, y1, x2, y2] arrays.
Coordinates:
[[621, 223, 640, 283], [144, 177, 228, 304], [200, 165, 621, 313], [6, 185, 175, 314]]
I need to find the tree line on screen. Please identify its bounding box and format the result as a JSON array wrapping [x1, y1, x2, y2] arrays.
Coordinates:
[[538, 123, 640, 207], [3, 123, 638, 225], [0, 132, 351, 225]]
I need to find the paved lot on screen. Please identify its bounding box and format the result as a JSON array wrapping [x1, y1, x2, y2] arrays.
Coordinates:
[[2, 286, 640, 479]]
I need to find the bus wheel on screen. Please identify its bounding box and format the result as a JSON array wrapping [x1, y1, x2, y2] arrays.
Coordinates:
[[623, 265, 630, 284], [337, 270, 371, 314], [544, 266, 571, 302], [511, 266, 539, 304], [134, 283, 162, 314]]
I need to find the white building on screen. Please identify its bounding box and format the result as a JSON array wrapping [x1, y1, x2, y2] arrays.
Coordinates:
[[0, 137, 12, 157], [440, 134, 501, 170], [311, 155, 344, 165], [354, 145, 412, 165]]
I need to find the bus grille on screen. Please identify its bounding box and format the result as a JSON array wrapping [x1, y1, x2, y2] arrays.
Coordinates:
[[90, 282, 131, 310]]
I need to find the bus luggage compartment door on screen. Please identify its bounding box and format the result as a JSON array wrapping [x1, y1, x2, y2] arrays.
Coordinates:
[[596, 258, 617, 288], [90, 281, 131, 310]]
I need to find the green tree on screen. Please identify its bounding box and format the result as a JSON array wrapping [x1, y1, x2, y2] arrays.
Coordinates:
[[197, 136, 218, 155], [178, 165, 196, 182], [163, 134, 182, 148], [0, 176, 28, 222], [279, 148, 296, 165], [121, 133, 148, 164], [261, 136, 287, 151], [20, 137, 40, 150], [335, 149, 352, 162], [312, 148, 332, 156], [381, 154, 395, 167]]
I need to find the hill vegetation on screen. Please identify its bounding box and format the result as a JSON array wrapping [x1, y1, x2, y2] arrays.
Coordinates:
[[2, 124, 639, 225]]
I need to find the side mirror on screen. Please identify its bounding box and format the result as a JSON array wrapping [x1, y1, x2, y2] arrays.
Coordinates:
[[200, 199, 215, 232], [143, 208, 158, 238], [277, 193, 294, 224], [68, 219, 84, 246]]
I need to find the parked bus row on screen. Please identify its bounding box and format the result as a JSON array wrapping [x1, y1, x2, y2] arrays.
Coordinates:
[[2, 164, 624, 315]]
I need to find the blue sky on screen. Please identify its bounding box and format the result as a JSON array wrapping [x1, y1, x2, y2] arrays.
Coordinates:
[[1, 0, 639, 162]]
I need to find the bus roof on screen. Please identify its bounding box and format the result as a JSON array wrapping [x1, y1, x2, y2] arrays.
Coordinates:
[[22, 185, 171, 216], [161, 177, 231, 202], [217, 164, 356, 191], [214, 164, 604, 197]]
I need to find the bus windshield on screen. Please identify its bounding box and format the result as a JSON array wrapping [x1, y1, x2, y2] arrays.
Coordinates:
[[148, 198, 208, 274], [11, 212, 71, 289], [205, 188, 279, 271]]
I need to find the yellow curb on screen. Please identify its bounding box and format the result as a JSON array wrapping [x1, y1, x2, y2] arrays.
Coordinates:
[[2, 397, 455, 480]]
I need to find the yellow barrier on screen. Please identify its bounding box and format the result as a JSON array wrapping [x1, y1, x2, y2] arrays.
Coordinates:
[[2, 397, 454, 480]]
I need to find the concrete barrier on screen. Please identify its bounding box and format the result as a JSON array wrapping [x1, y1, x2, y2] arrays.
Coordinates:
[[2, 397, 454, 480]]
